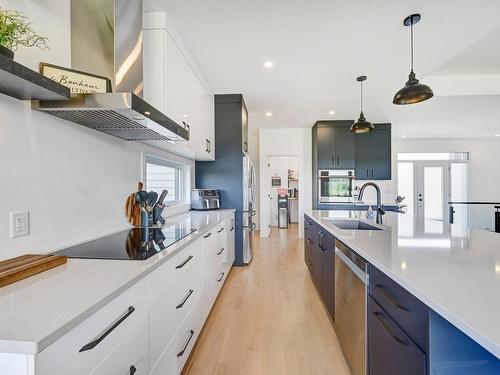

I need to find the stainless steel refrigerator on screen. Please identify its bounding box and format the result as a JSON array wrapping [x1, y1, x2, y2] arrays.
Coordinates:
[[243, 155, 256, 263]]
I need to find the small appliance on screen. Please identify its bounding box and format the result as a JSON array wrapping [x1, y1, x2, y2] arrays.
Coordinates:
[[278, 194, 289, 229], [318, 170, 355, 203], [191, 189, 221, 211]]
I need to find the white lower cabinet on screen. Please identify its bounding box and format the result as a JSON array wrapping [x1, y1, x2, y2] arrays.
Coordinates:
[[26, 215, 234, 375]]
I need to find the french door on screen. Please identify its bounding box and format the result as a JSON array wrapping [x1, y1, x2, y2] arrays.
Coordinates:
[[415, 161, 450, 222]]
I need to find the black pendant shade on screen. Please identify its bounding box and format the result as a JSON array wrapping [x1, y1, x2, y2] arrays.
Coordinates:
[[351, 75, 374, 133], [393, 14, 433, 105]]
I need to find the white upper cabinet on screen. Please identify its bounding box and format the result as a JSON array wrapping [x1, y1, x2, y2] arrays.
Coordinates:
[[143, 12, 215, 161]]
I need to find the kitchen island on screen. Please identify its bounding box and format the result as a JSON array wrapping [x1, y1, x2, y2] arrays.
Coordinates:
[[305, 209, 500, 374]]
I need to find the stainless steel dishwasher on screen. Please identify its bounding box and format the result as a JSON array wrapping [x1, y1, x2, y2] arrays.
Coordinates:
[[334, 239, 369, 375]]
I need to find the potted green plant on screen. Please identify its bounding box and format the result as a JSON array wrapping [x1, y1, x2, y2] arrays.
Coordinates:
[[0, 7, 48, 59]]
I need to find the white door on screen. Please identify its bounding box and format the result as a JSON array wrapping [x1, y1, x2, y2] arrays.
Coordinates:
[[415, 161, 450, 222]]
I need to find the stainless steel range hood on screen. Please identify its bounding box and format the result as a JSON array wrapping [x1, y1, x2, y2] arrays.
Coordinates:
[[32, 0, 189, 142]]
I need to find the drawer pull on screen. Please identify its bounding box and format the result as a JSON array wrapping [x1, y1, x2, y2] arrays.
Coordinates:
[[203, 232, 212, 238], [176, 255, 193, 269], [373, 312, 408, 346], [230, 226, 234, 232], [217, 248, 225, 255], [177, 329, 195, 357], [130, 365, 137, 375], [79, 306, 135, 352], [374, 284, 409, 311], [176, 289, 194, 309], [217, 272, 225, 282], [217, 227, 225, 233]]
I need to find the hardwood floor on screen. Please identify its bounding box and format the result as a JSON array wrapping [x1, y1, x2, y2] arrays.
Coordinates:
[[183, 224, 350, 375]]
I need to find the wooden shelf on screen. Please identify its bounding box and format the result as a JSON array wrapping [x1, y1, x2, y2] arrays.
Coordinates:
[[0, 54, 70, 100]]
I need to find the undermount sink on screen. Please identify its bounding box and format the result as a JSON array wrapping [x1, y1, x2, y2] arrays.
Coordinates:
[[326, 219, 382, 231]]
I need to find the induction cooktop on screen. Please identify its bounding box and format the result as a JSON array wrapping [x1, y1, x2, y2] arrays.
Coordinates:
[[54, 225, 197, 260]]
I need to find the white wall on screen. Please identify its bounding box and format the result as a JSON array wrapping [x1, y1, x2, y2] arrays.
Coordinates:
[[393, 138, 500, 230], [259, 128, 312, 238], [0, 0, 71, 70]]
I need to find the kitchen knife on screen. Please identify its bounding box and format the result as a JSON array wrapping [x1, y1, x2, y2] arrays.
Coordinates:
[[157, 190, 168, 206]]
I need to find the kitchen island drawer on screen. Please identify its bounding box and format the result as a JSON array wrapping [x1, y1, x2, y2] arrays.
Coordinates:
[[35, 279, 148, 375], [90, 318, 148, 375], [369, 266, 428, 351], [150, 297, 204, 375], [149, 239, 202, 307], [149, 253, 202, 368], [368, 296, 427, 375]]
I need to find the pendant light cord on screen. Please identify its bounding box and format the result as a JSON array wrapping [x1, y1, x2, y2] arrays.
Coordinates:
[[360, 80, 363, 113], [410, 17, 414, 73]]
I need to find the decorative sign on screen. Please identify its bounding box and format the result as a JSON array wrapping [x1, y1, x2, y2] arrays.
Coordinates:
[[271, 176, 281, 187], [40, 63, 112, 94]]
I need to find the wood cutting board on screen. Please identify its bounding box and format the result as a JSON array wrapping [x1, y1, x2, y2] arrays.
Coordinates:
[[125, 181, 143, 226], [0, 254, 67, 288]]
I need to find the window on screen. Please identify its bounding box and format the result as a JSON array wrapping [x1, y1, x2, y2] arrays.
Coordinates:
[[145, 156, 184, 205]]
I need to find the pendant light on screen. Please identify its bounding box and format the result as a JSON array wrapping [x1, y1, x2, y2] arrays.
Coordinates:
[[351, 75, 374, 133], [393, 13, 433, 105]]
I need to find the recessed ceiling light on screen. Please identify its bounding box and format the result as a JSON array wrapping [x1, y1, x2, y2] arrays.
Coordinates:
[[265, 112, 273, 117], [329, 110, 336, 116], [264, 61, 273, 69], [494, 134, 500, 137], [182, 114, 188, 118], [401, 135, 407, 138]]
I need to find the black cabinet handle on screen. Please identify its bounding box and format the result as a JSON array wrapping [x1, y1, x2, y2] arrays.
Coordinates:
[[217, 248, 225, 255], [230, 226, 234, 232], [217, 272, 225, 282], [373, 312, 408, 345], [371, 169, 374, 177], [176, 289, 194, 309], [374, 284, 408, 311], [175, 255, 193, 269], [177, 330, 195, 357], [203, 232, 212, 238], [217, 227, 224, 233], [337, 157, 340, 165], [206, 139, 211, 153], [318, 231, 325, 250], [332, 157, 335, 166], [366, 168, 369, 177], [79, 306, 135, 352], [244, 141, 248, 153], [130, 365, 137, 375]]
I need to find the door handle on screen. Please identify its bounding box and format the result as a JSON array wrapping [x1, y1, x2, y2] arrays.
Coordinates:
[[373, 312, 408, 345], [79, 306, 135, 352], [175, 255, 193, 269], [177, 330, 195, 357], [374, 284, 408, 311], [176, 289, 194, 309]]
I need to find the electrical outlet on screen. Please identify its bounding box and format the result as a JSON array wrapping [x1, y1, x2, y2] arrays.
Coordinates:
[[10, 211, 30, 239]]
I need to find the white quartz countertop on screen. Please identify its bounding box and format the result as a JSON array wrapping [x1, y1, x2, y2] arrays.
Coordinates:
[[305, 209, 500, 359], [0, 209, 235, 355]]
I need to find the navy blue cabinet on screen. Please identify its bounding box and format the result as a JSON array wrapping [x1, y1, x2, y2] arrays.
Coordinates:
[[304, 215, 335, 321], [315, 122, 355, 170], [368, 296, 427, 375], [368, 265, 429, 375], [355, 124, 391, 180]]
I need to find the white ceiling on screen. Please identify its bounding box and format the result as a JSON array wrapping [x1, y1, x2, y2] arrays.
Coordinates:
[[144, 0, 500, 138]]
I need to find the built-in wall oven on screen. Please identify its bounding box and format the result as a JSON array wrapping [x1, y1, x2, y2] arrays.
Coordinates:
[[318, 170, 355, 203]]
